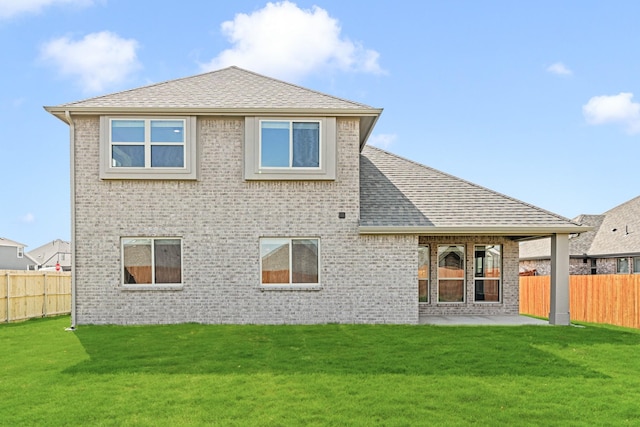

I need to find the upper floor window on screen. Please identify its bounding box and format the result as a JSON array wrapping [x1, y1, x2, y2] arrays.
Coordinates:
[[100, 117, 197, 180], [244, 117, 336, 180], [17, 247, 24, 258], [260, 121, 320, 169]]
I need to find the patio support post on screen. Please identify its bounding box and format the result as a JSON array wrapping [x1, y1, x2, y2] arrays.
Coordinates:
[[549, 233, 570, 325]]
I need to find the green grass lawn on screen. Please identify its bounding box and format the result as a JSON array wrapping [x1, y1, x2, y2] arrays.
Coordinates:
[[2, 317, 640, 426]]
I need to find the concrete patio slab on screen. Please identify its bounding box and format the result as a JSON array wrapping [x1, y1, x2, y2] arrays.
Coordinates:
[[419, 315, 549, 326]]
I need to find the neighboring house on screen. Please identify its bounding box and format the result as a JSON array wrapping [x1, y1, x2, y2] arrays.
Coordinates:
[[45, 66, 587, 326], [0, 237, 37, 270], [520, 196, 640, 275], [27, 239, 72, 271]]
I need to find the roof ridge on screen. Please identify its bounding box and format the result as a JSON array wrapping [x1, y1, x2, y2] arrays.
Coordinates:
[[364, 145, 580, 226], [603, 194, 640, 214], [229, 66, 376, 109]]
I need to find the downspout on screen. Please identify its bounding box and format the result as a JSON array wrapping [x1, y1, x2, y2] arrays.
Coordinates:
[[65, 110, 77, 330]]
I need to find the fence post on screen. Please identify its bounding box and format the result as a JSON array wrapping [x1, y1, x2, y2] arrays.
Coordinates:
[[43, 272, 48, 318], [6, 272, 10, 323]]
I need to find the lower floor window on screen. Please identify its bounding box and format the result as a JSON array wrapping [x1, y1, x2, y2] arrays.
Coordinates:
[[418, 244, 429, 302], [474, 245, 501, 302], [634, 257, 640, 274], [438, 245, 465, 302], [261, 238, 319, 285], [122, 238, 182, 285], [617, 258, 630, 274]]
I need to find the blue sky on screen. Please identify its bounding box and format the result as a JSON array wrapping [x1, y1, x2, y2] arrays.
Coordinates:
[[1, 0, 639, 249]]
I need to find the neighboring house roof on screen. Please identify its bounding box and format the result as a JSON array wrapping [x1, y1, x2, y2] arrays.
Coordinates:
[[0, 237, 27, 248], [569, 214, 605, 254], [519, 215, 604, 259], [588, 196, 640, 256], [27, 239, 71, 268], [44, 66, 382, 147], [359, 146, 588, 237], [520, 196, 640, 259]]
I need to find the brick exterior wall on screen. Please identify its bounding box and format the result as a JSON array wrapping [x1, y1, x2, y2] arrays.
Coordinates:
[[418, 236, 520, 316], [72, 116, 523, 324], [72, 117, 420, 325]]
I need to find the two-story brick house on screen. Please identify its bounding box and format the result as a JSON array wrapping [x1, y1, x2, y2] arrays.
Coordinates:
[[45, 66, 588, 326]]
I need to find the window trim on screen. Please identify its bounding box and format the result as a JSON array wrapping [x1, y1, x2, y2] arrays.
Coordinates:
[[437, 244, 466, 304], [120, 237, 184, 290], [244, 117, 336, 180], [100, 116, 197, 180], [17, 247, 24, 258], [259, 237, 321, 290], [473, 244, 502, 303]]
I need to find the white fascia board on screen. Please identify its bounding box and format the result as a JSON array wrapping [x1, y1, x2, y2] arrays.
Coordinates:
[[44, 106, 383, 124], [358, 225, 594, 236]]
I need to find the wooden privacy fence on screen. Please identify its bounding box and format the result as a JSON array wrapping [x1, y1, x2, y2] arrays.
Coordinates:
[[520, 274, 640, 329], [0, 270, 71, 323]]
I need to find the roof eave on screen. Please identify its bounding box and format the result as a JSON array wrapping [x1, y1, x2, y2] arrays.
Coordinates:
[[44, 106, 383, 125], [358, 225, 594, 237], [359, 114, 382, 148]]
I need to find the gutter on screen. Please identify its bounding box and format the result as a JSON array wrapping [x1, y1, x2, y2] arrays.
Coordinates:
[[358, 225, 594, 236], [65, 110, 77, 330], [43, 106, 384, 122]]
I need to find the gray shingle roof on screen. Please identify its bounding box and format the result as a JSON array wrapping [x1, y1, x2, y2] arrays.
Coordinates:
[[588, 196, 640, 256], [0, 237, 27, 248], [51, 66, 377, 111], [360, 146, 584, 235], [45, 66, 382, 146]]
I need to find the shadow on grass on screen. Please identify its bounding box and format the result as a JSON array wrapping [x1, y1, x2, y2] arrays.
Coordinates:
[[64, 323, 640, 378]]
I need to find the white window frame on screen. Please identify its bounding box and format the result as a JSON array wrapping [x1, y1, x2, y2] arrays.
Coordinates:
[[244, 117, 336, 180], [259, 237, 321, 290], [121, 237, 184, 290], [418, 244, 429, 303], [259, 119, 322, 169], [473, 244, 502, 303], [437, 244, 466, 304], [17, 247, 24, 258], [100, 116, 197, 180]]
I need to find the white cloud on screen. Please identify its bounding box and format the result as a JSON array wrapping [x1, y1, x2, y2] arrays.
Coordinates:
[[547, 62, 572, 76], [40, 31, 141, 93], [368, 133, 397, 149], [0, 0, 94, 19], [583, 92, 640, 134], [201, 1, 384, 81], [20, 213, 35, 224]]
